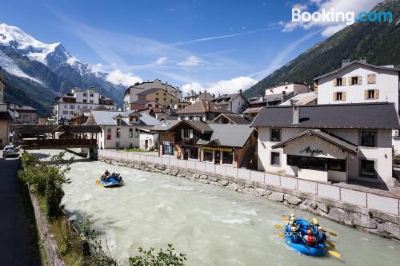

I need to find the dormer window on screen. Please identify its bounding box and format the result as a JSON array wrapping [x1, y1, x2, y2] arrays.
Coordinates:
[[116, 118, 121, 125], [336, 78, 343, 86], [181, 129, 193, 139]]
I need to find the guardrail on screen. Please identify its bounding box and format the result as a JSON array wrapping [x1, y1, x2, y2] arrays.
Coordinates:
[[98, 149, 400, 216]]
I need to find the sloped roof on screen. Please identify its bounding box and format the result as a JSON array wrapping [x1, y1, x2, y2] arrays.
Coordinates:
[[176, 100, 231, 114], [212, 113, 250, 124], [124, 79, 180, 96], [280, 92, 317, 106], [272, 129, 358, 154], [90, 110, 160, 126], [251, 103, 400, 129], [314, 60, 399, 81], [151, 120, 212, 134], [197, 124, 254, 147]]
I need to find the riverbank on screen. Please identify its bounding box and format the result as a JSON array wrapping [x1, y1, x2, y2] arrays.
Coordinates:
[[98, 149, 400, 240]]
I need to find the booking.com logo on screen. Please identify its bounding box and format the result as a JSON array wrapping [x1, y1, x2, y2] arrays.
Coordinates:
[[292, 8, 393, 25]]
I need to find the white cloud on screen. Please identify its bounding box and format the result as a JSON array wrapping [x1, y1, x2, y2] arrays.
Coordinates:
[[181, 76, 257, 96], [282, 0, 382, 36], [155, 57, 167, 65], [106, 69, 142, 87], [178, 55, 201, 66]]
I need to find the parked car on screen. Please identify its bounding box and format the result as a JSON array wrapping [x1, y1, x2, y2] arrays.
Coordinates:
[[3, 145, 19, 158]]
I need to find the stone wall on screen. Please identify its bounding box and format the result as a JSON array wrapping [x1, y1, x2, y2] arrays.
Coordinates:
[[28, 186, 66, 266], [98, 150, 400, 240]]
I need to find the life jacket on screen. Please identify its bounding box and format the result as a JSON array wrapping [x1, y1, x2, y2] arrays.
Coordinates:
[[304, 235, 316, 246]]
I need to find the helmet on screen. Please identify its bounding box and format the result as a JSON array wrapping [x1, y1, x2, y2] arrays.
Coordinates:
[[291, 226, 296, 232], [312, 218, 319, 225], [307, 229, 312, 235]]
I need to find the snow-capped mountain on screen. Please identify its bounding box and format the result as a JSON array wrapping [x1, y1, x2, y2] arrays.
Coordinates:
[[0, 23, 124, 115]]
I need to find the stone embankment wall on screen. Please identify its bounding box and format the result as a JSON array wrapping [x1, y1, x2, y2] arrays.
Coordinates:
[[28, 186, 66, 266], [98, 150, 400, 240]]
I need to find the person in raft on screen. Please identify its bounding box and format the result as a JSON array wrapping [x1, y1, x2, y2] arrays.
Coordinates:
[[310, 218, 326, 243], [101, 170, 110, 181], [289, 225, 302, 243], [303, 229, 317, 246]]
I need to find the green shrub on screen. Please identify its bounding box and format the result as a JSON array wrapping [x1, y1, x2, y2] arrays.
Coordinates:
[[129, 244, 187, 266]]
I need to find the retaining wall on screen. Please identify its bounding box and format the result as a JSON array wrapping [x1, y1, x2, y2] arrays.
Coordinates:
[[98, 149, 400, 240]]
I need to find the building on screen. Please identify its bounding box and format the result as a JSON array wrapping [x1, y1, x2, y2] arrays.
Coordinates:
[[212, 91, 248, 114], [315, 59, 399, 109], [212, 113, 251, 125], [314, 59, 400, 153], [53, 88, 116, 123], [265, 82, 309, 97], [183, 91, 214, 104], [139, 128, 158, 151], [8, 104, 38, 124], [123, 79, 182, 110], [86, 110, 160, 149], [153, 120, 257, 168], [176, 100, 231, 121], [252, 102, 399, 188], [0, 104, 12, 147]]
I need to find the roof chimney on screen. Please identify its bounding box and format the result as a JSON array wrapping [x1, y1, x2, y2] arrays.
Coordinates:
[[291, 100, 299, 124], [341, 59, 351, 67], [359, 57, 367, 63]]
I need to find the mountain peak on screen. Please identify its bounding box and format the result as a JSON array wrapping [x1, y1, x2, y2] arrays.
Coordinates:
[[0, 22, 61, 64]]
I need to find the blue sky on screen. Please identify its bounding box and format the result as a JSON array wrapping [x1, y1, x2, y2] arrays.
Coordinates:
[[0, 0, 382, 95]]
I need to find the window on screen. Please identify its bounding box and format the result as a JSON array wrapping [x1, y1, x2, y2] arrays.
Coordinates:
[[90, 93, 94, 97], [189, 147, 199, 160], [155, 98, 159, 102], [336, 78, 343, 86], [222, 151, 234, 165], [298, 156, 326, 171], [365, 89, 378, 100], [155, 92, 159, 95], [367, 74, 376, 84], [116, 119, 121, 126], [129, 128, 133, 138], [360, 130, 376, 147], [116, 128, 121, 138], [83, 99, 87, 103], [162, 142, 174, 155], [62, 111, 68, 115], [203, 150, 213, 162], [328, 159, 346, 172], [90, 100, 93, 103], [351, 76, 359, 85], [360, 160, 376, 177], [70, 105, 75, 109], [181, 129, 193, 139], [135, 128, 139, 138], [270, 152, 280, 166], [287, 155, 298, 166], [107, 128, 112, 140], [163, 98, 167, 102], [270, 128, 281, 142], [69, 111, 74, 115], [334, 92, 344, 101], [83, 93, 87, 97]]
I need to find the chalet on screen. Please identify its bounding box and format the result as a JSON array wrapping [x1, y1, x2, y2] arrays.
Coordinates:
[[212, 113, 251, 125], [176, 100, 230, 121], [212, 91, 248, 114], [152, 120, 257, 168]]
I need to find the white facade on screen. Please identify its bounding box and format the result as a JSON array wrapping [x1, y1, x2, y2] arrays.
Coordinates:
[[54, 88, 116, 123], [98, 126, 140, 149], [257, 127, 395, 187], [265, 83, 308, 96], [139, 130, 158, 151], [316, 63, 399, 111]]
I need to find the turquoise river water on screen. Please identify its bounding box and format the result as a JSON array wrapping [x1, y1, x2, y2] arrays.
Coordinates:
[[33, 150, 400, 265]]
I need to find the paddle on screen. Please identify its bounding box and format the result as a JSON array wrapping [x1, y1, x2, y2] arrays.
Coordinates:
[[328, 250, 341, 259], [320, 228, 338, 237], [326, 240, 335, 249], [275, 224, 283, 229], [278, 232, 284, 238]]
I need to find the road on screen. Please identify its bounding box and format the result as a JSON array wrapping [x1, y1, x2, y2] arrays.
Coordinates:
[[0, 151, 42, 266]]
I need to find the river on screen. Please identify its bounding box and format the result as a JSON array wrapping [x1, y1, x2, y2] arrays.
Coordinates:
[[33, 150, 400, 265]]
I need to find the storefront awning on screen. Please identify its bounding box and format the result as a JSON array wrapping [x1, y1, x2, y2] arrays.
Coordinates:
[[272, 129, 358, 154]]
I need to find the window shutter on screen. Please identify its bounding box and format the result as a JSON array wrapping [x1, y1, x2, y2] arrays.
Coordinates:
[[375, 89, 379, 99], [368, 74, 376, 84], [333, 92, 337, 101], [364, 90, 369, 100], [348, 77, 352, 85], [189, 129, 193, 138], [358, 76, 362, 85], [342, 92, 347, 101], [342, 78, 346, 85], [333, 79, 337, 86], [181, 129, 184, 139]]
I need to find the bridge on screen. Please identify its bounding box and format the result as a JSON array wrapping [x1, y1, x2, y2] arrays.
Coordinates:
[[10, 124, 102, 159]]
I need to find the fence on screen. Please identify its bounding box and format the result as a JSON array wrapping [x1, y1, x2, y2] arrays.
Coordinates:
[[98, 149, 400, 216]]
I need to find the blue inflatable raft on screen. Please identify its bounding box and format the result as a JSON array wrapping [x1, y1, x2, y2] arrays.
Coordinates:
[[98, 175, 123, 188], [284, 218, 327, 257]]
